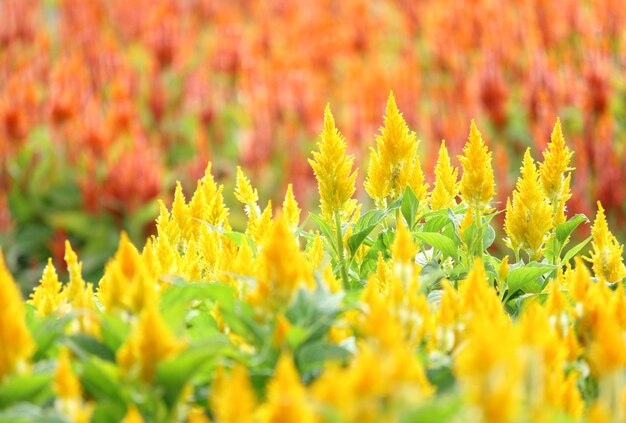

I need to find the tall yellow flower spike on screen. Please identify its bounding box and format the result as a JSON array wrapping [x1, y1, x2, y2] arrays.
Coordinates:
[[116, 304, 184, 382], [504, 149, 552, 260], [308, 104, 357, 221], [430, 140, 459, 210], [235, 166, 260, 221], [539, 118, 573, 210], [458, 120, 495, 215], [54, 348, 93, 423], [586, 202, 626, 283], [0, 250, 34, 382], [211, 365, 257, 423], [282, 184, 301, 230], [257, 354, 317, 423], [365, 91, 428, 206], [29, 258, 64, 317], [63, 241, 86, 303]]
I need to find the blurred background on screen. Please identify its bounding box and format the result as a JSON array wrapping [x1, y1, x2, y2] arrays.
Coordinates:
[[1, 0, 625, 289]]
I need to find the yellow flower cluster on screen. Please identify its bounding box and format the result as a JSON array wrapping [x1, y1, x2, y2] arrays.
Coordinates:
[[1, 98, 626, 422]]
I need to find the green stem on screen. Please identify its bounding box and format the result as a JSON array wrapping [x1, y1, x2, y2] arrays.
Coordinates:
[[335, 211, 350, 289]]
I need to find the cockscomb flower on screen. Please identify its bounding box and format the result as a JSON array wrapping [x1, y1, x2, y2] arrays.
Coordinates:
[[253, 214, 310, 307], [458, 120, 495, 215], [117, 304, 185, 382], [282, 184, 301, 230], [257, 354, 317, 423], [504, 149, 552, 260], [308, 104, 357, 221], [586, 202, 626, 283], [365, 92, 428, 206], [430, 140, 459, 210], [539, 119, 573, 210], [455, 313, 522, 423], [29, 258, 64, 317], [54, 348, 92, 423], [235, 166, 260, 218], [210, 365, 257, 423], [0, 250, 34, 382]]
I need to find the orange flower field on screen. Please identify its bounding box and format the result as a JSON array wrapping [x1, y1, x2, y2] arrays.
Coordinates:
[[1, 1, 626, 422]]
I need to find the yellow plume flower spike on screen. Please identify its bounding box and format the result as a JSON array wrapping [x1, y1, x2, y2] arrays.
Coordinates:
[[430, 140, 459, 210], [364, 148, 389, 208], [407, 149, 429, 204], [308, 104, 358, 220], [0, 250, 34, 381], [235, 166, 259, 207], [121, 406, 145, 423], [171, 181, 190, 240], [116, 304, 184, 382], [391, 221, 417, 264], [54, 348, 82, 399], [29, 258, 64, 317], [366, 91, 421, 203], [377, 91, 416, 169], [258, 354, 317, 423], [504, 149, 552, 260], [282, 184, 301, 230], [586, 201, 626, 282], [539, 118, 574, 206], [211, 365, 257, 423], [307, 232, 324, 270], [458, 120, 495, 214], [64, 241, 86, 303], [257, 214, 306, 305]]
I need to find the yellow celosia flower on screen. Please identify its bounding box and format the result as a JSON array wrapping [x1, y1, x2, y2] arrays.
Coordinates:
[[63, 241, 86, 303], [211, 365, 257, 423], [365, 91, 428, 207], [29, 258, 64, 317], [459, 258, 502, 320], [247, 200, 273, 244], [98, 233, 157, 313], [186, 407, 211, 423], [455, 314, 522, 423], [504, 149, 552, 260], [54, 349, 82, 399], [391, 221, 417, 264], [308, 104, 358, 220], [235, 166, 259, 207], [458, 120, 495, 214], [586, 202, 626, 283], [430, 140, 459, 210], [282, 184, 301, 230], [121, 406, 145, 423], [187, 163, 230, 229], [306, 233, 324, 270], [257, 354, 317, 423], [0, 250, 34, 382], [539, 118, 573, 209], [587, 311, 626, 377], [253, 215, 308, 307], [117, 304, 184, 382]]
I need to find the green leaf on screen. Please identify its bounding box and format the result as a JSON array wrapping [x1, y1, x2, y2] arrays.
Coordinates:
[[309, 214, 337, 254], [413, 232, 458, 259], [100, 315, 129, 353], [556, 214, 588, 245], [156, 340, 231, 409], [65, 334, 115, 362], [30, 314, 74, 361], [506, 262, 557, 299], [401, 187, 419, 229], [423, 215, 451, 233], [562, 235, 593, 263], [0, 373, 53, 408], [347, 224, 377, 256], [90, 401, 127, 423], [80, 359, 125, 404], [0, 403, 65, 423]]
